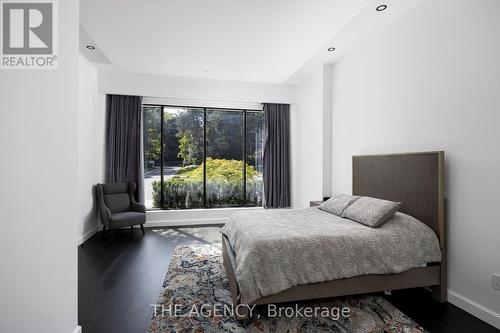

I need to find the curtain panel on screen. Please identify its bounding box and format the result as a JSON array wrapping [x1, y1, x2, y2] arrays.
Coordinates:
[[263, 103, 291, 208], [105, 94, 144, 203]]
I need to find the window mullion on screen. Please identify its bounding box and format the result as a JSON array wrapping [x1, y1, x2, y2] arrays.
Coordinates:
[[203, 108, 207, 208], [160, 106, 165, 209], [242, 111, 247, 206]]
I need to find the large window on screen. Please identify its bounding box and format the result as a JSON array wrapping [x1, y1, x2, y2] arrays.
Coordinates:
[[143, 105, 264, 209]]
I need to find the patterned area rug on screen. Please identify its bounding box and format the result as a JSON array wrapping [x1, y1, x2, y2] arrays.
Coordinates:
[[149, 244, 426, 333]]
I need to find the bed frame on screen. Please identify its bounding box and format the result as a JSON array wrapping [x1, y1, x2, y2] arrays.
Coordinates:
[[222, 151, 446, 319]]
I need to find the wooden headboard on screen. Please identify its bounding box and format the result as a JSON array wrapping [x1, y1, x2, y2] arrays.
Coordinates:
[[352, 151, 445, 247]]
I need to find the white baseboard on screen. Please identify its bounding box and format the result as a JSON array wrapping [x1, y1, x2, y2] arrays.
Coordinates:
[[72, 326, 82, 333], [78, 226, 99, 245], [448, 289, 500, 329]]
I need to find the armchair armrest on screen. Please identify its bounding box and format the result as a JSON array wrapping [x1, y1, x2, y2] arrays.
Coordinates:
[[96, 184, 112, 228], [128, 182, 146, 213], [100, 206, 112, 226], [131, 201, 146, 213]]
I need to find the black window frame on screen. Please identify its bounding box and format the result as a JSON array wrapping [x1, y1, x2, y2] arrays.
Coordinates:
[[143, 104, 263, 210]]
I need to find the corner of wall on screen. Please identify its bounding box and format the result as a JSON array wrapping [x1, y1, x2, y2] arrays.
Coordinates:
[[322, 64, 333, 197], [78, 55, 106, 244]]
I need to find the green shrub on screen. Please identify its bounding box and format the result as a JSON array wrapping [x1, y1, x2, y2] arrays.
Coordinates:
[[151, 158, 262, 208]]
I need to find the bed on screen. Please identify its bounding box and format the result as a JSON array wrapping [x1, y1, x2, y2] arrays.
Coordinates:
[[221, 151, 447, 319]]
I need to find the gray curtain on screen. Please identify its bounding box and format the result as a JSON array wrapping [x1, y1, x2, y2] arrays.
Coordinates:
[[105, 94, 144, 203], [263, 103, 291, 208]]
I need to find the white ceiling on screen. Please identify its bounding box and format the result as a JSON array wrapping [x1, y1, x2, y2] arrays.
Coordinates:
[[79, 27, 112, 67], [80, 0, 371, 84], [287, 0, 422, 84]]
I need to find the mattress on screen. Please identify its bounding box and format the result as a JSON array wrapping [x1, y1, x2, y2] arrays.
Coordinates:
[[220, 207, 441, 304]]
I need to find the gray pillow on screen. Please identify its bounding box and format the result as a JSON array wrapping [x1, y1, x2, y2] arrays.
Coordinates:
[[341, 196, 401, 227], [318, 194, 360, 216]]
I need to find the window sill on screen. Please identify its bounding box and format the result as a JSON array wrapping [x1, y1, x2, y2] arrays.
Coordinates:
[[145, 206, 263, 227], [146, 206, 263, 213]]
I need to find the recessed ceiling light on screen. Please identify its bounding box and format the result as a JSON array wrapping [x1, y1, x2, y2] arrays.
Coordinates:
[[376, 4, 387, 11], [86, 45, 95, 50], [328, 47, 335, 52]]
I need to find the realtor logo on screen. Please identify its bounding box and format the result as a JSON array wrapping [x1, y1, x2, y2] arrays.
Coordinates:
[[1, 0, 58, 69]]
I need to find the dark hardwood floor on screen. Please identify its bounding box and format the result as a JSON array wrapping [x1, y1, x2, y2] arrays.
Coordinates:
[[79, 227, 499, 333]]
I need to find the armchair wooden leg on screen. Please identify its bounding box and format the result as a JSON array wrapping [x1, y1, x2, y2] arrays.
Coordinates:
[[140, 224, 145, 235], [112, 228, 116, 242]]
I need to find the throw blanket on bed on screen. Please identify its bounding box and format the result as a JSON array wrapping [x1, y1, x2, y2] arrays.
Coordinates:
[[221, 208, 441, 304]]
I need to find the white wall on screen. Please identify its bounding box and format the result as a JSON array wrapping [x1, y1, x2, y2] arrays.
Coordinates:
[[0, 1, 80, 332], [291, 67, 324, 208], [78, 55, 106, 244], [99, 70, 296, 104], [330, 0, 500, 327]]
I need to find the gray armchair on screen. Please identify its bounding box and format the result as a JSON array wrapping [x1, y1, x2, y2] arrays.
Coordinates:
[[96, 182, 146, 238]]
